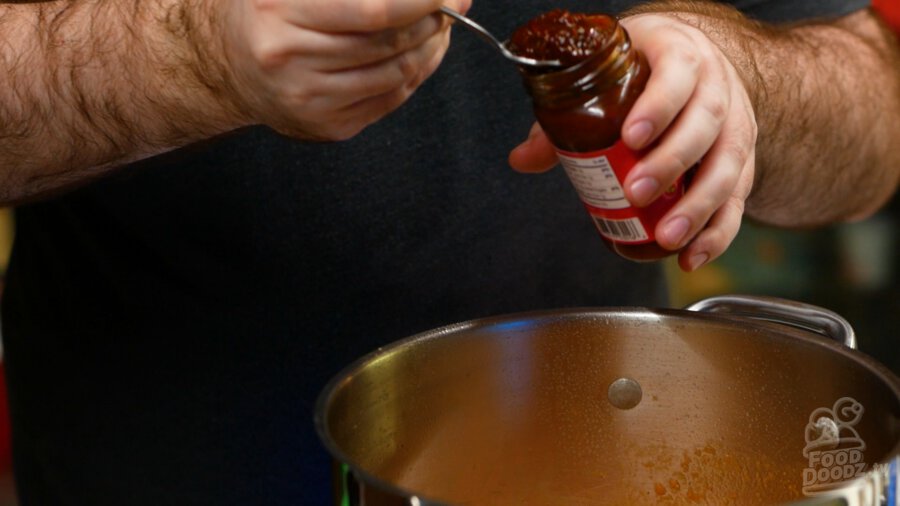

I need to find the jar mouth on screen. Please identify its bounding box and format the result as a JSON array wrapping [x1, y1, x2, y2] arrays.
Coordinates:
[[517, 19, 631, 99], [519, 22, 634, 103], [516, 17, 625, 76]]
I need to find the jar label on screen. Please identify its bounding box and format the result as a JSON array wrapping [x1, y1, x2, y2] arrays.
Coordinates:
[[557, 151, 631, 210], [557, 141, 684, 245]]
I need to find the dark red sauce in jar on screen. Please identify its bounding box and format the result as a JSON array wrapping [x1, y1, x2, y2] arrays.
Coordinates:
[[509, 11, 686, 262], [507, 9, 614, 68]]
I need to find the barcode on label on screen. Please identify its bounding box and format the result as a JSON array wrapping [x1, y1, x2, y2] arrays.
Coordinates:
[[592, 216, 649, 242]]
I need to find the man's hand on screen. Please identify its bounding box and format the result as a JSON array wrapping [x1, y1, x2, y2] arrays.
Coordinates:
[[216, 0, 471, 141], [510, 4, 900, 272], [509, 12, 756, 272], [0, 0, 470, 203]]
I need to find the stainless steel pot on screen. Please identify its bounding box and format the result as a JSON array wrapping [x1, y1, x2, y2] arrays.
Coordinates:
[[315, 295, 900, 505]]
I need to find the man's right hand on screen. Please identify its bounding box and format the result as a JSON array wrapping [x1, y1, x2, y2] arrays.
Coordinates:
[[0, 0, 470, 203], [211, 0, 471, 141]]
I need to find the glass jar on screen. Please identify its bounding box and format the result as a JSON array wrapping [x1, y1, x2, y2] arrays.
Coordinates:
[[516, 14, 686, 262]]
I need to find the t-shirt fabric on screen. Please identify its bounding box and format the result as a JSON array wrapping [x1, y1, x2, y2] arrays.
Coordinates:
[[0, 0, 869, 504]]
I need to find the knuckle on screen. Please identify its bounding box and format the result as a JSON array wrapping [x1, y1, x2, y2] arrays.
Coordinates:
[[393, 52, 419, 83], [686, 183, 728, 222], [715, 203, 744, 245], [747, 114, 759, 144], [700, 232, 729, 262], [383, 28, 412, 53], [724, 194, 746, 218], [728, 139, 753, 169], [274, 84, 317, 114], [704, 179, 734, 211], [697, 211, 740, 255], [696, 194, 720, 220], [287, 88, 315, 109], [356, 0, 392, 29], [722, 122, 757, 172], [702, 95, 728, 124], [697, 227, 726, 255], [661, 150, 693, 178], [414, 40, 447, 84], [673, 46, 701, 73], [245, 30, 288, 70], [654, 90, 682, 119], [255, 46, 288, 71]]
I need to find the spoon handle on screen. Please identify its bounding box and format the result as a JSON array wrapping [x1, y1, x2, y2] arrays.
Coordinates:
[[439, 7, 506, 51], [439, 7, 562, 69]]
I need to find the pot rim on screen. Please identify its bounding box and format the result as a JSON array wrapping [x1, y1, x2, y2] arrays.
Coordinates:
[[314, 305, 900, 506]]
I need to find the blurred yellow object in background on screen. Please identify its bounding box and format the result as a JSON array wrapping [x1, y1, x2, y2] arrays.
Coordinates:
[[0, 210, 13, 275]]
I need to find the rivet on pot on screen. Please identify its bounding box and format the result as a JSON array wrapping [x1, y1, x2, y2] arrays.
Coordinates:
[[608, 377, 643, 410]]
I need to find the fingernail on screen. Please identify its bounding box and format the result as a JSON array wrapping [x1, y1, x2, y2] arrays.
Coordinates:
[[688, 252, 709, 271], [626, 121, 653, 149], [660, 217, 690, 247], [629, 177, 659, 206]]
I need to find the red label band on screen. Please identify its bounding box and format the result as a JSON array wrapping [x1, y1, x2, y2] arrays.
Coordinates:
[[556, 141, 683, 244]]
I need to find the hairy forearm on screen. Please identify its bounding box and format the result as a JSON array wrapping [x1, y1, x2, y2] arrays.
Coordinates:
[[627, 1, 900, 227], [747, 10, 900, 225], [0, 0, 245, 204]]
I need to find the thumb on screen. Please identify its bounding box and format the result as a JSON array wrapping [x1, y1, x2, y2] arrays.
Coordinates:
[[508, 123, 559, 173]]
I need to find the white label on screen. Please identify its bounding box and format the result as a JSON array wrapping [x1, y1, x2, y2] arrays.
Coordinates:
[[557, 153, 630, 210], [591, 216, 649, 243]]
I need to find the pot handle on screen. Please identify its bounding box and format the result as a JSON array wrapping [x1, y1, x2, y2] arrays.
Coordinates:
[[685, 295, 857, 349]]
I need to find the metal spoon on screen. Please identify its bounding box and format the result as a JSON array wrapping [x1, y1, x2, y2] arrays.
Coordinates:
[[439, 7, 563, 69]]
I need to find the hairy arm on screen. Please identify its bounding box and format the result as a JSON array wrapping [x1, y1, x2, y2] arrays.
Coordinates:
[[510, 2, 900, 270], [0, 1, 244, 203], [749, 9, 900, 225], [627, 2, 900, 227], [0, 0, 459, 205]]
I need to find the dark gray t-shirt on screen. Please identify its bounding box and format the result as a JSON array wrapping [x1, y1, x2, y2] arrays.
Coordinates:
[[0, 1, 868, 504]]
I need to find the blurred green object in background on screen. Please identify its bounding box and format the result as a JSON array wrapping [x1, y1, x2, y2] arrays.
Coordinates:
[[667, 198, 900, 377]]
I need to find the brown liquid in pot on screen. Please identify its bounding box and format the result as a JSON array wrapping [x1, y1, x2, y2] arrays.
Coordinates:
[[326, 314, 897, 506], [368, 328, 810, 506], [380, 432, 803, 505]]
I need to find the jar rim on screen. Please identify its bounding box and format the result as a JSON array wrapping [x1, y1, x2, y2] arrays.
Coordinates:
[[517, 18, 632, 102], [519, 14, 631, 88], [516, 15, 626, 82]]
